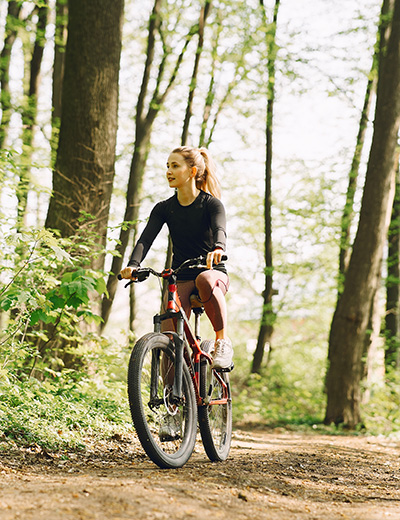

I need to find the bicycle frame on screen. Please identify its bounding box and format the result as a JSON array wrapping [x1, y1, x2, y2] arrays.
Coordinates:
[[153, 269, 230, 408]]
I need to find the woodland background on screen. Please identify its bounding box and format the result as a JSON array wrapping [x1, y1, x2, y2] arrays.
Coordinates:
[[1, 0, 400, 451]]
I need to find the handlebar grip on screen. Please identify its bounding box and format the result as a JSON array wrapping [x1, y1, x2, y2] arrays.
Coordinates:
[[118, 270, 150, 282]]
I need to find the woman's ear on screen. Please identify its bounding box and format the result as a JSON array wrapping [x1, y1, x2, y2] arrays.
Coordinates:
[[191, 166, 197, 177]]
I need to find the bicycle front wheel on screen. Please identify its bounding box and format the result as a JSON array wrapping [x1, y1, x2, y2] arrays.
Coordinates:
[[127, 332, 197, 469], [198, 339, 232, 462]]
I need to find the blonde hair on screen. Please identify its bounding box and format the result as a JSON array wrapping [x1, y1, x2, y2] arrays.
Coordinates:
[[172, 146, 221, 199]]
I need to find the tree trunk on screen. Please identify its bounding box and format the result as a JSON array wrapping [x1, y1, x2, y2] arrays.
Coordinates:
[[251, 0, 280, 374], [325, 0, 400, 428], [0, 1, 22, 149], [45, 0, 124, 272], [51, 0, 68, 165], [158, 0, 213, 312], [101, 0, 194, 329], [338, 68, 377, 281], [362, 271, 384, 403], [101, 0, 161, 330], [181, 0, 212, 144], [385, 165, 400, 369], [17, 0, 49, 230], [330, 1, 389, 387], [338, 0, 394, 280]]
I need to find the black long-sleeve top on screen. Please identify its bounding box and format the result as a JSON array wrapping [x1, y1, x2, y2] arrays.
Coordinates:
[[128, 190, 227, 280]]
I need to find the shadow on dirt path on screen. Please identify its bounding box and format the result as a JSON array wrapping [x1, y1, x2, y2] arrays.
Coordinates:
[[1, 429, 399, 519]]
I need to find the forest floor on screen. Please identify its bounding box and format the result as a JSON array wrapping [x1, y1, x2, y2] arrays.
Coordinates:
[[0, 427, 399, 520]]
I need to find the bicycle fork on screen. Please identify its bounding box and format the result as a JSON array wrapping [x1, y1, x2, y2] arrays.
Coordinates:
[[153, 312, 186, 407]]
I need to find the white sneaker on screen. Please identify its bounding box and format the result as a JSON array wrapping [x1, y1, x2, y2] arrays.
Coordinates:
[[159, 412, 182, 442], [212, 338, 233, 369]]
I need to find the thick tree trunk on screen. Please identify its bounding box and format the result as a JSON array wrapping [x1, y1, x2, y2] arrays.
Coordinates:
[[325, 0, 400, 428], [338, 0, 394, 280], [45, 0, 124, 272], [41, 0, 123, 369], [331, 1, 389, 388]]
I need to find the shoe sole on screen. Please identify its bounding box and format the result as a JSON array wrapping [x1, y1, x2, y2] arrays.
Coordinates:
[[212, 362, 234, 372]]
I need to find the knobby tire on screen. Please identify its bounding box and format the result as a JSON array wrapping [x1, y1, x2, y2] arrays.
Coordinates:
[[198, 339, 232, 461], [127, 332, 197, 469]]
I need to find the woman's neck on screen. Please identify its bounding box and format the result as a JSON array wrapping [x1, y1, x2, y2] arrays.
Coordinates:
[[176, 186, 200, 206]]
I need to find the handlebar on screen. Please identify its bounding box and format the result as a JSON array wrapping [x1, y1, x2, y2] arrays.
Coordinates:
[[117, 254, 227, 283]]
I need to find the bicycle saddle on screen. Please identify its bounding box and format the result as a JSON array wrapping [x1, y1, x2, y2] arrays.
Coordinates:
[[189, 293, 203, 309]]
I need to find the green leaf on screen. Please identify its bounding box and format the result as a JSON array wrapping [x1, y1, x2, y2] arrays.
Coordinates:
[[47, 294, 66, 310], [0, 297, 13, 311], [61, 272, 73, 284], [77, 310, 103, 325], [30, 309, 53, 325], [95, 277, 107, 296], [68, 295, 84, 309]]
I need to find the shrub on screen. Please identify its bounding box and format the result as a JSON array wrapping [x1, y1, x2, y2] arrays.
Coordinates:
[[0, 228, 107, 379]]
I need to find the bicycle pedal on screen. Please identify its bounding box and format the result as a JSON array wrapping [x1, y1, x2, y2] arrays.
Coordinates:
[[214, 362, 234, 373]]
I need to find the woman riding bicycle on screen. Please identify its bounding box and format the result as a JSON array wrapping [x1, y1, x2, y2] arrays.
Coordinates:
[[120, 146, 233, 440], [120, 145, 233, 367]]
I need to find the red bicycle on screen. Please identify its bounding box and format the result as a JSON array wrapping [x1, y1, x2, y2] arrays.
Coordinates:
[[119, 256, 233, 469]]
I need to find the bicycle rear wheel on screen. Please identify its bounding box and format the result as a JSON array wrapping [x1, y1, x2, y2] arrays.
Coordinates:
[[198, 339, 232, 462], [127, 332, 197, 469]]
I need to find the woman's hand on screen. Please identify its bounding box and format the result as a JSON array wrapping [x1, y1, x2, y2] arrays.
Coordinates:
[[120, 266, 137, 279], [206, 249, 224, 269]]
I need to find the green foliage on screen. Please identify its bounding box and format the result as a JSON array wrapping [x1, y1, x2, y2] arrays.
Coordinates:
[[362, 370, 400, 437], [230, 316, 400, 437], [0, 375, 131, 450], [231, 316, 328, 429], [234, 371, 324, 429], [0, 221, 135, 451], [0, 228, 107, 378]]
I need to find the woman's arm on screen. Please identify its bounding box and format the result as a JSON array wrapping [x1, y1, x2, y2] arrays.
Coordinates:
[[208, 197, 227, 252], [127, 202, 166, 267]]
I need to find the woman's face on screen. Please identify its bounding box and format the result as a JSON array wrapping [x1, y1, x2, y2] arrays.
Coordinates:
[[166, 152, 195, 189]]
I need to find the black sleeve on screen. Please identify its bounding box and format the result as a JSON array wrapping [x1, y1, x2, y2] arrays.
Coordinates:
[[208, 197, 227, 251], [127, 202, 166, 267]]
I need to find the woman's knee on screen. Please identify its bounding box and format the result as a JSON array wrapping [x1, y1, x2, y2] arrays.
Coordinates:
[[195, 271, 212, 293], [196, 271, 228, 294]]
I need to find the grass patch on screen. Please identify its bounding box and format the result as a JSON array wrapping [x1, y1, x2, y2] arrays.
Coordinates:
[[0, 376, 132, 451]]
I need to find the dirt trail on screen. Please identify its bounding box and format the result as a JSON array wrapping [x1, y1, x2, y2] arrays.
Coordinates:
[[1, 429, 400, 520]]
